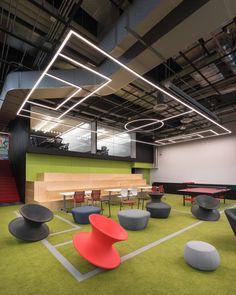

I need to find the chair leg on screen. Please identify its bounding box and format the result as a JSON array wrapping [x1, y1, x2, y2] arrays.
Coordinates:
[[101, 201, 103, 215], [120, 202, 122, 211], [108, 201, 111, 218]]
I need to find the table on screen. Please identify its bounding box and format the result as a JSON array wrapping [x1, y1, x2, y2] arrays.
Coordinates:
[[104, 189, 123, 210], [178, 187, 230, 206], [104, 188, 134, 198], [60, 190, 92, 212], [104, 188, 135, 213], [138, 186, 153, 192], [136, 186, 153, 209]]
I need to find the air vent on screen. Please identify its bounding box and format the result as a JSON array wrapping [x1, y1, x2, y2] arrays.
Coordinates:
[[181, 117, 193, 124], [153, 103, 168, 112]]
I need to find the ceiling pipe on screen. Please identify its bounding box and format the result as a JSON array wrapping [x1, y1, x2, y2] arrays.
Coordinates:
[[1, 0, 236, 114], [0, 0, 162, 108]]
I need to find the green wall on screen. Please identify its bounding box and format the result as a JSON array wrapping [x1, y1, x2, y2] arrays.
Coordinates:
[[142, 169, 150, 184], [132, 162, 153, 169], [26, 153, 133, 181]]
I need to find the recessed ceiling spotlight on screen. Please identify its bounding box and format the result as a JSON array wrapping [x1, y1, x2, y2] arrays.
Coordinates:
[[181, 117, 193, 124], [153, 103, 168, 112]]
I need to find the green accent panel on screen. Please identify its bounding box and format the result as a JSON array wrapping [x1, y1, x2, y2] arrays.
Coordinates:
[[142, 169, 150, 184], [132, 162, 153, 169], [26, 153, 132, 181]]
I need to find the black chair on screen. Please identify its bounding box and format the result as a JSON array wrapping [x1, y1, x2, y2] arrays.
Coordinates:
[[101, 146, 109, 155], [137, 191, 150, 210], [53, 137, 63, 148], [8, 204, 53, 242], [191, 195, 220, 221], [225, 208, 236, 235]]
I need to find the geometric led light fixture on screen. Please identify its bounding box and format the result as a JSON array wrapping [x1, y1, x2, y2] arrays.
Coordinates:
[[124, 119, 164, 133], [17, 30, 231, 147], [155, 129, 220, 146]]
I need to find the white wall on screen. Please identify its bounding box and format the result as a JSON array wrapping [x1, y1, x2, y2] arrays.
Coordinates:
[[150, 135, 236, 185]]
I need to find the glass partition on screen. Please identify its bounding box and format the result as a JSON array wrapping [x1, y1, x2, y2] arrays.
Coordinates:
[[29, 106, 132, 158], [29, 107, 91, 153], [97, 125, 131, 157], [60, 123, 91, 153]]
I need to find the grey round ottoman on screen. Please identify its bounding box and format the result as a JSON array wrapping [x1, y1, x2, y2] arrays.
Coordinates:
[[118, 209, 150, 230], [184, 241, 220, 271], [71, 206, 101, 224], [146, 202, 171, 218]]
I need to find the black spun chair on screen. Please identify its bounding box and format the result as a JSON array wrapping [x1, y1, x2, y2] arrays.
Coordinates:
[[8, 204, 53, 242], [225, 208, 236, 235], [191, 195, 220, 221]]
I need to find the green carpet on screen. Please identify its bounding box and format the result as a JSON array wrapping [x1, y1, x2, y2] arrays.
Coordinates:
[[0, 195, 236, 295]]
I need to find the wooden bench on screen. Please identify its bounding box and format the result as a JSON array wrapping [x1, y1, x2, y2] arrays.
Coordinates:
[[26, 173, 147, 210]]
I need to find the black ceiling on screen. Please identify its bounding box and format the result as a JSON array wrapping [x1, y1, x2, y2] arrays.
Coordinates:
[[0, 0, 236, 144]]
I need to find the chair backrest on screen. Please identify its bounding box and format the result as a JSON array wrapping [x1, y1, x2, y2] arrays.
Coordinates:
[[152, 186, 158, 192], [121, 188, 128, 197], [130, 188, 138, 196], [91, 190, 101, 201], [74, 191, 85, 203], [158, 185, 164, 193], [55, 137, 63, 144], [152, 185, 164, 193]]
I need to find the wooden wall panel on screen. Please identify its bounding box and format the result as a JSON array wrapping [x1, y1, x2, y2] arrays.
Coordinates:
[[26, 173, 147, 205]]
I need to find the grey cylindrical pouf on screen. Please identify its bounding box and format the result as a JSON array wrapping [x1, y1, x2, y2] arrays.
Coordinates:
[[118, 209, 150, 230], [184, 241, 220, 271], [146, 202, 171, 218], [71, 206, 101, 224]]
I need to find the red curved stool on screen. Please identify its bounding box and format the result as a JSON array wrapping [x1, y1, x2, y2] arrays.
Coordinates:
[[73, 214, 128, 269]]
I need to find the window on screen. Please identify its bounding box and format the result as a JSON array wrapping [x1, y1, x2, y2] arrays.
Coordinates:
[[97, 126, 131, 157]]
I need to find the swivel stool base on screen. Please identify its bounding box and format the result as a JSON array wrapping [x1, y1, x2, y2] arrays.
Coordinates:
[[9, 217, 50, 242], [8, 204, 53, 242], [73, 214, 128, 269]]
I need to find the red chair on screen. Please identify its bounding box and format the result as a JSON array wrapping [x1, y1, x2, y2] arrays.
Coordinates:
[[118, 188, 136, 210], [182, 182, 195, 205], [152, 185, 165, 193], [215, 195, 225, 204], [152, 186, 158, 192], [73, 214, 128, 269], [158, 185, 165, 193], [88, 190, 111, 217], [73, 191, 85, 207]]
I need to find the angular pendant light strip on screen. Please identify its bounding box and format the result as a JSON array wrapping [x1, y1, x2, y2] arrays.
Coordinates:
[[16, 29, 231, 146], [69, 30, 231, 135]]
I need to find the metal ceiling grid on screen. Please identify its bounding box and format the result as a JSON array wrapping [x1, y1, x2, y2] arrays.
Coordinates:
[[0, 1, 235, 147]]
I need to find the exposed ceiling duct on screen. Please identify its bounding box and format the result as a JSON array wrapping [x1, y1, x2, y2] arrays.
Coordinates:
[[0, 0, 236, 142]]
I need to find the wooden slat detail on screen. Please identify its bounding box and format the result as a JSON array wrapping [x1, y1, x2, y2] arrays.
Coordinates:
[[26, 173, 147, 204], [37, 173, 142, 182]]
